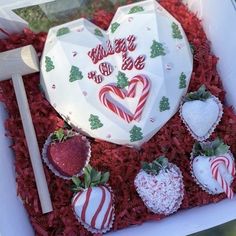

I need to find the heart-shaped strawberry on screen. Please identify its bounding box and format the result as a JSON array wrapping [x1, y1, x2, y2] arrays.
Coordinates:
[[43, 129, 90, 179], [40, 0, 193, 147], [71, 165, 114, 234], [134, 156, 184, 215], [191, 138, 235, 198], [180, 85, 223, 141]]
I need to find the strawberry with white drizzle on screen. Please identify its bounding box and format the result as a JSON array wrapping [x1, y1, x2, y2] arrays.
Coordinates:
[[71, 165, 114, 234], [191, 138, 235, 198], [134, 157, 184, 215], [180, 85, 223, 141]]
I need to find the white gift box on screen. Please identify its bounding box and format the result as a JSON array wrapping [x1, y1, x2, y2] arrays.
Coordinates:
[[183, 0, 236, 112], [1, 102, 236, 236], [0, 0, 236, 235], [0, 0, 54, 38]]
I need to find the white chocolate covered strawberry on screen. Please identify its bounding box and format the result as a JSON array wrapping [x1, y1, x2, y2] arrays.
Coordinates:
[[180, 85, 223, 141], [134, 157, 184, 215], [71, 165, 114, 234], [191, 138, 235, 198]]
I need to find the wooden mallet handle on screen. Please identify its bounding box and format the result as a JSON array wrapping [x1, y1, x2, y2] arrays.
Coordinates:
[[0, 45, 53, 213]]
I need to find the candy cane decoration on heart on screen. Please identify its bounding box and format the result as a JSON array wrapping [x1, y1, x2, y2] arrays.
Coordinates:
[[99, 75, 150, 123], [99, 85, 133, 123], [210, 156, 236, 199], [128, 75, 150, 121]]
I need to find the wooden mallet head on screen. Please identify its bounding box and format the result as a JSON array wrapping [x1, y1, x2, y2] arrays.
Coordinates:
[[0, 45, 53, 214], [0, 45, 39, 80]]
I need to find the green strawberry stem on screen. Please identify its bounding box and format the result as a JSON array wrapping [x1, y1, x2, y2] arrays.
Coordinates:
[[71, 165, 110, 192], [184, 85, 211, 102], [193, 138, 230, 157], [51, 128, 74, 142], [141, 156, 169, 175]]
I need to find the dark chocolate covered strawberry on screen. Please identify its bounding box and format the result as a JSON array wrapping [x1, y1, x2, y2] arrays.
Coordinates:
[[43, 129, 90, 178]]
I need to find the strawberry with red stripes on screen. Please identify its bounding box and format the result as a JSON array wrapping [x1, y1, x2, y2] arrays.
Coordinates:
[[191, 138, 235, 198], [71, 165, 114, 234]]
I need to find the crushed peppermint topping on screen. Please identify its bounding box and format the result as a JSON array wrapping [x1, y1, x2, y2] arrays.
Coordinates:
[[134, 163, 184, 215]]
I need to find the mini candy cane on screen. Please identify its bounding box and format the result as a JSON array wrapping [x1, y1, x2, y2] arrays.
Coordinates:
[[210, 156, 235, 199], [99, 85, 133, 123], [128, 75, 150, 121]]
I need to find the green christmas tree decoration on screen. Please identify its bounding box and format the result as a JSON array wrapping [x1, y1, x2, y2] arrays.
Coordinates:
[[89, 114, 103, 130], [69, 66, 83, 82], [159, 96, 170, 112], [171, 22, 183, 39], [94, 28, 104, 37], [111, 22, 120, 33], [57, 27, 70, 36], [45, 56, 55, 72], [129, 6, 144, 14], [179, 72, 187, 89], [150, 40, 166, 58], [116, 71, 129, 88], [129, 125, 143, 142]]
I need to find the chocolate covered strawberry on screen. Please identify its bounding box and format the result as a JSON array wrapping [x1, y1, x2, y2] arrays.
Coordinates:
[[191, 138, 235, 198], [71, 165, 114, 234], [43, 129, 90, 178], [180, 85, 223, 141], [134, 157, 184, 215]]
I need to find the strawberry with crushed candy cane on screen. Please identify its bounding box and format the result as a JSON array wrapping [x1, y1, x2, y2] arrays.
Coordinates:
[[71, 165, 115, 234], [134, 156, 184, 215], [180, 85, 223, 141], [191, 138, 235, 199]]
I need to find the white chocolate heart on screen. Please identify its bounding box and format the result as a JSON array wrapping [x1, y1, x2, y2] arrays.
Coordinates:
[[40, 0, 193, 147]]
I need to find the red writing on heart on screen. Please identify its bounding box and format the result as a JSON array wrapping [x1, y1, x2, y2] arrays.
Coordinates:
[[88, 35, 137, 64], [87, 35, 146, 81]]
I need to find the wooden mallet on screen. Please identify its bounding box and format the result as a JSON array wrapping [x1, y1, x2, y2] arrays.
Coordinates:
[[0, 45, 53, 214]]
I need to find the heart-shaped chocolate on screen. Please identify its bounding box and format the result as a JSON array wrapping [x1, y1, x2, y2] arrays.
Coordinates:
[[40, 0, 193, 147]]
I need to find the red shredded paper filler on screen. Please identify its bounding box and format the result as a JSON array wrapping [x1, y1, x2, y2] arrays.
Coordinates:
[[1, 1, 236, 235]]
